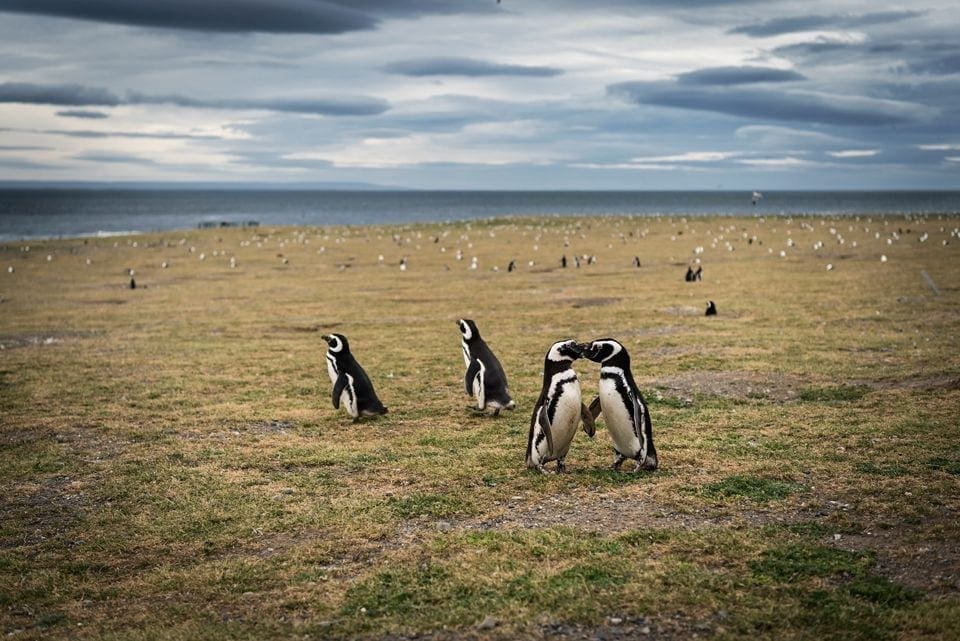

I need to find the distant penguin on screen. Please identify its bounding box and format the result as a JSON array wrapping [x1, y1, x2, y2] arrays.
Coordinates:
[[322, 333, 388, 421], [457, 319, 515, 415], [694, 266, 703, 281], [685, 266, 694, 282], [574, 256, 581, 268], [129, 277, 136, 289], [580, 339, 658, 472], [561, 254, 568, 268], [526, 340, 595, 474], [633, 256, 641, 268], [705, 300, 717, 316], [508, 260, 516, 273]]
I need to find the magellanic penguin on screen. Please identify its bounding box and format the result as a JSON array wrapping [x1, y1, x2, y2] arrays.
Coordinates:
[[526, 340, 596, 474], [580, 339, 658, 472], [322, 333, 388, 421], [457, 319, 515, 415]]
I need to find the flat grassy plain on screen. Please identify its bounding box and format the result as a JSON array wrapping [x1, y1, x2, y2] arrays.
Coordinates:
[[1, 213, 959, 640]]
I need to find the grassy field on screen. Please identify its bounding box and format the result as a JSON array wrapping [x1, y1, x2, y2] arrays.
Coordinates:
[[1, 213, 959, 640]]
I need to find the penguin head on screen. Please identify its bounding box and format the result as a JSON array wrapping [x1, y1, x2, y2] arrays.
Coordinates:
[[547, 339, 582, 363], [457, 319, 480, 342], [322, 333, 350, 354], [579, 338, 625, 364]]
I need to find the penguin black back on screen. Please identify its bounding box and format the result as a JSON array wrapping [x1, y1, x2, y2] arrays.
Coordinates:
[[323, 333, 387, 419], [458, 319, 515, 414]]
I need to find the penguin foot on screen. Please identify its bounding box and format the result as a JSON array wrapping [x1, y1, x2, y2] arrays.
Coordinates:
[[492, 407, 501, 417], [610, 454, 626, 471], [556, 460, 567, 474], [537, 464, 551, 475]]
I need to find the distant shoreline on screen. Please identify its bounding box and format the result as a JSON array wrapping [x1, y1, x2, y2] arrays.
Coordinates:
[[2, 190, 960, 242]]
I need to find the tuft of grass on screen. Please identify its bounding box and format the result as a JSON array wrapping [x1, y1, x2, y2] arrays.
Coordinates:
[[799, 384, 870, 403], [700, 474, 804, 502], [387, 492, 473, 518], [750, 543, 872, 581]]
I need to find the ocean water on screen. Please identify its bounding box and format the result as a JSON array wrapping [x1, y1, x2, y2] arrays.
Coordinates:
[[1, 189, 959, 240]]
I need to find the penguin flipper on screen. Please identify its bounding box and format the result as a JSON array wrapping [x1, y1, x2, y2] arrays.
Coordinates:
[[332, 373, 348, 409], [630, 392, 643, 439], [464, 359, 481, 395], [580, 403, 596, 438], [537, 406, 555, 456], [587, 396, 602, 420]]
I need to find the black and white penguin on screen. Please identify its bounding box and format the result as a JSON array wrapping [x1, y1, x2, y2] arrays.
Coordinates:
[[705, 300, 717, 316], [457, 319, 515, 415], [322, 333, 388, 421], [579, 339, 658, 472], [526, 340, 595, 474], [685, 266, 694, 282]]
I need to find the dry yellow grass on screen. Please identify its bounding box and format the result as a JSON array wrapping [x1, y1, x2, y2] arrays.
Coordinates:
[[1, 214, 959, 640]]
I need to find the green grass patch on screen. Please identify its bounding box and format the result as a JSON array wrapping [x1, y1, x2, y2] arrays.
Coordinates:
[[700, 474, 804, 502], [799, 384, 870, 403], [387, 492, 473, 518]]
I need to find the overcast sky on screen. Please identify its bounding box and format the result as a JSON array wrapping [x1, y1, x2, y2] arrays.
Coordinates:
[[1, 0, 958, 189]]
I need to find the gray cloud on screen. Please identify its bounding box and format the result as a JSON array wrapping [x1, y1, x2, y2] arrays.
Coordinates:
[[677, 66, 806, 85], [0, 158, 64, 169], [0, 0, 376, 35], [0, 126, 226, 140], [72, 151, 157, 165], [126, 91, 390, 116], [730, 10, 923, 37], [609, 81, 924, 126], [0, 81, 121, 106], [384, 57, 563, 77], [56, 109, 109, 119], [0, 82, 389, 116], [910, 54, 960, 75]]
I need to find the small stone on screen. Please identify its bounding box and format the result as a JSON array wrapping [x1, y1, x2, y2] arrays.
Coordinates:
[[640, 626, 651, 635], [609, 617, 623, 625], [833, 533, 842, 541], [476, 615, 498, 630]]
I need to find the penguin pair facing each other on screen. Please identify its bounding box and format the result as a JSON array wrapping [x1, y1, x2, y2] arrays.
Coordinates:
[[527, 338, 658, 474]]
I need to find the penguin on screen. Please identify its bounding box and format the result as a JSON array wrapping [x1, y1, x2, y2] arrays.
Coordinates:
[[457, 319, 515, 415], [579, 339, 658, 472], [685, 266, 694, 282], [507, 260, 516, 273], [526, 340, 596, 474], [561, 254, 567, 268], [694, 265, 703, 281], [322, 333, 388, 421], [129, 277, 136, 289], [705, 300, 717, 316], [633, 256, 641, 268]]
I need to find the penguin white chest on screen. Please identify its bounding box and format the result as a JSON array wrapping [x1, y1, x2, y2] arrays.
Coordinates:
[[599, 372, 641, 457], [549, 375, 583, 452], [325, 353, 338, 385]]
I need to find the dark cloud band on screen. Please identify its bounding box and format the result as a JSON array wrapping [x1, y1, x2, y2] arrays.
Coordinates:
[[0, 0, 376, 34], [677, 66, 806, 85], [609, 81, 920, 127], [0, 82, 389, 116]]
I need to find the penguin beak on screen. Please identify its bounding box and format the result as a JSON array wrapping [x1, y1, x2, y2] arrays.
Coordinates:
[[567, 342, 583, 358], [578, 342, 597, 361], [321, 335, 332, 344]]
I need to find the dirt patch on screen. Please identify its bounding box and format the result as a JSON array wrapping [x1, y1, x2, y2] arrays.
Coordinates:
[[834, 525, 960, 595], [653, 371, 804, 403], [563, 297, 621, 308], [0, 476, 87, 549], [0, 330, 100, 350], [862, 374, 960, 393]]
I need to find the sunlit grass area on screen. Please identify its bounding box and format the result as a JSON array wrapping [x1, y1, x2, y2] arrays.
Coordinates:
[[2, 214, 959, 640]]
